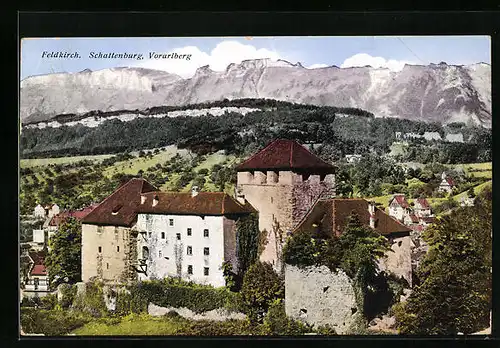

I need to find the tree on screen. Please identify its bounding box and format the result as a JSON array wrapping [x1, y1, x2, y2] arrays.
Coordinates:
[[240, 261, 285, 323], [45, 217, 82, 287], [394, 189, 492, 334]]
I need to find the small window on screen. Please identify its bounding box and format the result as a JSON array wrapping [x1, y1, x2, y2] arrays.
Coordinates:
[[97, 226, 103, 234], [106, 263, 109, 269], [187, 265, 193, 275], [187, 246, 192, 255], [98, 246, 102, 253], [169, 219, 174, 226], [176, 233, 181, 240], [161, 232, 165, 239], [270, 196, 273, 203], [204, 267, 209, 276], [204, 247, 210, 256], [204, 229, 209, 237], [148, 232, 152, 239], [159, 250, 162, 258], [117, 246, 120, 252], [187, 228, 192, 236]]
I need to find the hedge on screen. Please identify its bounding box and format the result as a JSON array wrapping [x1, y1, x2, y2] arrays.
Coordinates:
[[128, 278, 243, 314]]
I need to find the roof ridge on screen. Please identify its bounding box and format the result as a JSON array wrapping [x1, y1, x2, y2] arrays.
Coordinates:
[[237, 139, 281, 169], [289, 141, 294, 167]]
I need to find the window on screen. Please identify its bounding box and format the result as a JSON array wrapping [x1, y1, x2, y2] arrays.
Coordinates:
[[142, 246, 150, 260], [204, 267, 209, 276], [176, 233, 181, 240], [161, 232, 165, 239], [159, 250, 162, 258], [34, 278, 39, 290], [98, 246, 102, 253], [148, 232, 152, 239], [106, 263, 109, 269], [204, 247, 210, 256], [204, 229, 209, 237], [187, 265, 193, 275], [187, 228, 192, 236], [169, 219, 174, 226], [270, 196, 273, 203], [97, 226, 103, 234], [187, 246, 193, 255], [117, 246, 120, 252]]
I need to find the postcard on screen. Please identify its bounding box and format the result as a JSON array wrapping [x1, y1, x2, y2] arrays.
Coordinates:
[[19, 36, 492, 336]]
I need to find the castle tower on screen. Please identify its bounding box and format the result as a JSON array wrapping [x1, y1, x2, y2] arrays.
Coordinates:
[[235, 139, 336, 269]]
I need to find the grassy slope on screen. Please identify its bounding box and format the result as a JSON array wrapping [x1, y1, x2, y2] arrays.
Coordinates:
[[71, 314, 183, 336], [20, 154, 115, 168]]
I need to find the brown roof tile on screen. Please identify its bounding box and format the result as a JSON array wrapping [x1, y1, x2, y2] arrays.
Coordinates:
[[49, 204, 99, 226], [81, 178, 158, 227], [415, 198, 431, 209], [137, 192, 256, 216], [236, 139, 335, 173], [31, 264, 47, 276], [294, 198, 411, 237]]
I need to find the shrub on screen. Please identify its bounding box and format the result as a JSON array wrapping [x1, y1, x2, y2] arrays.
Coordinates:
[[72, 280, 108, 318], [20, 308, 90, 336], [41, 294, 58, 310], [59, 284, 77, 309], [262, 299, 311, 335], [240, 262, 285, 323]]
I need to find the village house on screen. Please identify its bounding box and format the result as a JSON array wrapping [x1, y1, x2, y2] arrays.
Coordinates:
[[388, 194, 411, 222], [33, 203, 60, 219], [133, 187, 255, 288], [23, 250, 51, 298], [445, 133, 464, 143], [345, 154, 362, 163], [235, 139, 336, 270], [413, 198, 432, 217], [438, 172, 456, 193]]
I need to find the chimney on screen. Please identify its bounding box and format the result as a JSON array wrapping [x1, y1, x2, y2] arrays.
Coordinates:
[[141, 194, 147, 205], [191, 186, 199, 197], [152, 195, 159, 207], [368, 201, 376, 229]]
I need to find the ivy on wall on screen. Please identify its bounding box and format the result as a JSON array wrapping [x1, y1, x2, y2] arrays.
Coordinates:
[[235, 213, 260, 277]]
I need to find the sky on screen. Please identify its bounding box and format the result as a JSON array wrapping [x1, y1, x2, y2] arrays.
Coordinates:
[[20, 36, 491, 80]]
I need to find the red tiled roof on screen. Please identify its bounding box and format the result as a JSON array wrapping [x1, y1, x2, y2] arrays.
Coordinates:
[[82, 178, 158, 227], [236, 139, 335, 173], [390, 195, 410, 208], [48, 203, 99, 226], [408, 214, 419, 223], [31, 264, 47, 276], [137, 192, 256, 216], [415, 198, 430, 209], [420, 216, 437, 224], [445, 177, 455, 187], [29, 250, 46, 265], [294, 198, 411, 237]]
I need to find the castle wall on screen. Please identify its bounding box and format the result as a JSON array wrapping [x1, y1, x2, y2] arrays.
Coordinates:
[[285, 264, 359, 334], [377, 235, 413, 287]]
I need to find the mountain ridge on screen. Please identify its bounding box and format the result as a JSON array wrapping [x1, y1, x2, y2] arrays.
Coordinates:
[[20, 59, 491, 127]]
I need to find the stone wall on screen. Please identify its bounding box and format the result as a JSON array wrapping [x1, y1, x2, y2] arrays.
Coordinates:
[[285, 264, 359, 334], [148, 302, 247, 321], [378, 235, 413, 287]]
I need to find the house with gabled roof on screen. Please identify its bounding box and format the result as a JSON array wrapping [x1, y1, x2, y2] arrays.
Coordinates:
[[388, 194, 411, 222], [235, 139, 336, 269], [293, 198, 413, 287], [414, 198, 432, 217], [23, 250, 51, 298], [81, 179, 255, 287], [438, 172, 456, 193]]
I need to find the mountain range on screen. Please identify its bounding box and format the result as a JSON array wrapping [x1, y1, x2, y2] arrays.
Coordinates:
[[20, 59, 491, 128]]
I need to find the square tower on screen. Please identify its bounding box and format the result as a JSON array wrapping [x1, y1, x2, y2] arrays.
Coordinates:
[[235, 139, 335, 269]]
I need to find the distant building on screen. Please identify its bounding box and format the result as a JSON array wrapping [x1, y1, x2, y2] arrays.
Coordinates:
[[33, 203, 60, 219], [445, 133, 464, 143], [423, 132, 442, 141], [34, 204, 46, 219], [23, 251, 50, 298], [438, 172, 456, 193], [345, 154, 362, 163], [414, 198, 432, 217], [460, 196, 475, 207], [388, 194, 411, 222], [32, 229, 45, 244]]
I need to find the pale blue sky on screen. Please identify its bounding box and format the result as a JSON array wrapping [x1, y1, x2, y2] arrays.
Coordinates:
[[20, 36, 491, 80]]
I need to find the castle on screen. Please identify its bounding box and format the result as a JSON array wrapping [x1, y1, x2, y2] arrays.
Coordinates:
[[79, 139, 412, 287]]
